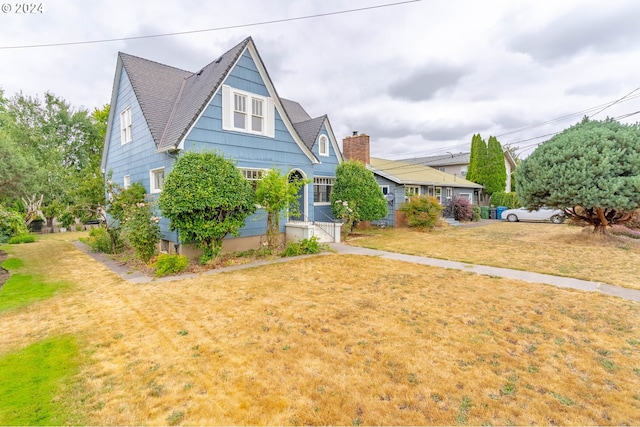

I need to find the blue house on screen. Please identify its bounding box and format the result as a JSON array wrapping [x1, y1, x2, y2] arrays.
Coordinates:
[[101, 37, 344, 255]]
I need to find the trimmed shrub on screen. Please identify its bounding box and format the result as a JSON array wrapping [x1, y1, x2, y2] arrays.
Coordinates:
[[7, 234, 36, 244], [282, 236, 324, 257], [84, 227, 119, 254], [399, 196, 443, 229], [472, 205, 482, 222], [443, 196, 473, 222], [120, 202, 162, 263], [153, 253, 189, 277]]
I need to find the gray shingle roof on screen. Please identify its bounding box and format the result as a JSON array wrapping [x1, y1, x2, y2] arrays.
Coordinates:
[[280, 98, 311, 123], [403, 152, 471, 167], [119, 37, 251, 151], [280, 99, 326, 150], [119, 53, 191, 146]]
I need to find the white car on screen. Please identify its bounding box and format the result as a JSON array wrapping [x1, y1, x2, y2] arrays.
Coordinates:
[[501, 207, 565, 224]]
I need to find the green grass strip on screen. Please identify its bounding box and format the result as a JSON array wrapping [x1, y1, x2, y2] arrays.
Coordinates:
[[1, 257, 23, 270], [0, 273, 66, 313], [0, 335, 82, 425]]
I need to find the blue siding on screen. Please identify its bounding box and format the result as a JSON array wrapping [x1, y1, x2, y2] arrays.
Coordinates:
[[105, 47, 342, 246], [104, 68, 178, 241], [373, 175, 399, 227]]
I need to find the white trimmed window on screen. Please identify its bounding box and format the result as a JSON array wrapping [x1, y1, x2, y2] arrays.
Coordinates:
[[120, 107, 132, 144], [123, 175, 130, 189], [150, 167, 165, 194], [240, 168, 266, 191], [435, 187, 442, 199], [314, 177, 334, 204], [446, 188, 453, 199], [460, 166, 468, 177], [318, 135, 329, 156], [380, 185, 389, 195], [405, 185, 420, 197], [222, 85, 274, 137]]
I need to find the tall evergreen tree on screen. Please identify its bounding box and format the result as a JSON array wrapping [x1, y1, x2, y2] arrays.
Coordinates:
[[484, 135, 507, 195], [466, 133, 487, 185]]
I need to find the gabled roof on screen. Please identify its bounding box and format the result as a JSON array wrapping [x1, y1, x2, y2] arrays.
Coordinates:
[[120, 38, 250, 151], [281, 98, 327, 151], [369, 157, 483, 189], [403, 152, 470, 167]]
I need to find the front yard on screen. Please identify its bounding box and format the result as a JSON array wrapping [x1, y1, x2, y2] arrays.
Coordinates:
[[0, 226, 639, 425], [348, 221, 640, 290]]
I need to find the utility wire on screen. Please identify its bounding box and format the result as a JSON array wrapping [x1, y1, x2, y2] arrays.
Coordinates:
[[0, 0, 422, 50], [588, 85, 640, 119]]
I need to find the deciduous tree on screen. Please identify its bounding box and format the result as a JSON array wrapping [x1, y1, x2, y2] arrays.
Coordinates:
[[254, 169, 308, 250], [330, 160, 387, 235]]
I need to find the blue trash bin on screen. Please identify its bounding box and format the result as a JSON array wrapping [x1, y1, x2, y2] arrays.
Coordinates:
[[496, 206, 508, 220]]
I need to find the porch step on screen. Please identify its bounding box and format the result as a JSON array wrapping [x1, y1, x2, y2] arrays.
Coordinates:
[[443, 217, 460, 226]]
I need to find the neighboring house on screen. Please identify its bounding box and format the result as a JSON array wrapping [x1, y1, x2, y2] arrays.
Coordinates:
[[342, 133, 484, 227], [101, 37, 344, 254], [401, 150, 517, 193]]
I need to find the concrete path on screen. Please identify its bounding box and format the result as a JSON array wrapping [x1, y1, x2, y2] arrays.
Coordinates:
[[328, 243, 640, 303], [73, 241, 640, 303]]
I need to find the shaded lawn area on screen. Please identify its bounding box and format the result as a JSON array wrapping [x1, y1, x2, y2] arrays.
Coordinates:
[[1, 237, 639, 425], [345, 222, 640, 290]]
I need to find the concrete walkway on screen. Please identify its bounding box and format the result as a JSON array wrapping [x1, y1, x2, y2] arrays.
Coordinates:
[[329, 243, 640, 302], [73, 241, 640, 303]]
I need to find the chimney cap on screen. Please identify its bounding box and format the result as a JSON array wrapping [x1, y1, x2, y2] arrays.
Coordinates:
[[352, 131, 358, 136]]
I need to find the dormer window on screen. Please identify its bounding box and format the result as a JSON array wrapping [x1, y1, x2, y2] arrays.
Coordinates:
[[319, 135, 329, 156], [222, 85, 274, 137]]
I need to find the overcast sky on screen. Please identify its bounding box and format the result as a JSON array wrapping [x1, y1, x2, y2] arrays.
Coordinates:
[[2, 0, 640, 160]]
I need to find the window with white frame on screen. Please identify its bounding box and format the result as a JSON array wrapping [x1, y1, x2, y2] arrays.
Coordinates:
[[123, 175, 130, 189], [318, 135, 329, 156], [435, 187, 442, 199], [314, 177, 334, 204], [150, 167, 165, 193], [222, 85, 274, 137], [240, 168, 265, 191], [380, 185, 389, 195], [446, 188, 453, 199], [252, 98, 263, 132], [120, 107, 132, 144], [460, 166, 468, 177], [405, 185, 420, 197], [234, 93, 246, 129]]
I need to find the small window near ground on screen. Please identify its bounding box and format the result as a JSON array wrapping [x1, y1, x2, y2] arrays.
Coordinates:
[[123, 175, 130, 189], [150, 167, 165, 194], [446, 188, 453, 198]]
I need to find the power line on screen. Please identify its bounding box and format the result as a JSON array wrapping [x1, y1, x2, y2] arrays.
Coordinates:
[[0, 0, 422, 50], [588, 85, 640, 119]]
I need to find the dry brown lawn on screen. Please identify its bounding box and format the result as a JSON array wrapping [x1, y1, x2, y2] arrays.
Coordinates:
[[1, 231, 639, 425], [347, 222, 640, 290]]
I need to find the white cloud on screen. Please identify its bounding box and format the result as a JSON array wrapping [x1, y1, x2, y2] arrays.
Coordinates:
[[1, 0, 640, 160]]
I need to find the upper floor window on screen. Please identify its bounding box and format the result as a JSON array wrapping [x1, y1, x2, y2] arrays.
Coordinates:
[[150, 167, 165, 194], [120, 107, 132, 145], [380, 185, 389, 195], [314, 177, 334, 204], [318, 135, 329, 156], [222, 85, 274, 137]]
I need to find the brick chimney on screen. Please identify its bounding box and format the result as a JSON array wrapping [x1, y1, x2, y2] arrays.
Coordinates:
[[342, 131, 370, 165]]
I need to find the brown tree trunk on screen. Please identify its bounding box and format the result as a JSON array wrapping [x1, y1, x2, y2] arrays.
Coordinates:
[[594, 207, 608, 234]]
